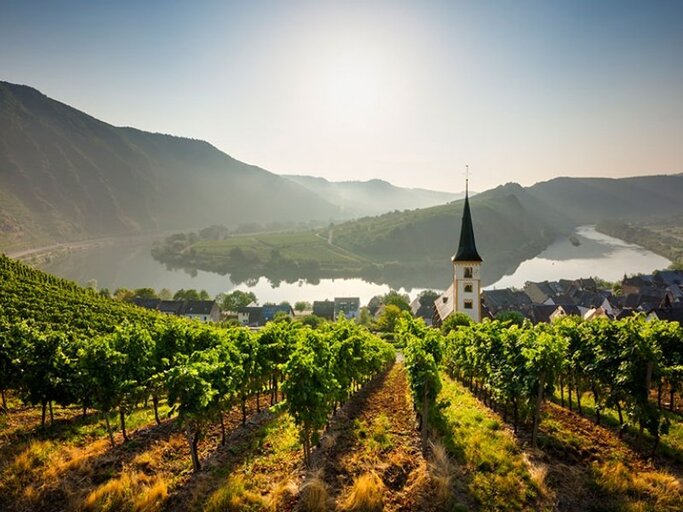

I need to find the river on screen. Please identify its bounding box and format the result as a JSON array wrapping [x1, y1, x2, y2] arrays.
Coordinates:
[[36, 226, 670, 304], [486, 226, 671, 290]]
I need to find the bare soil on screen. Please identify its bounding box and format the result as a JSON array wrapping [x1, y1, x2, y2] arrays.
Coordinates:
[[302, 363, 436, 511]]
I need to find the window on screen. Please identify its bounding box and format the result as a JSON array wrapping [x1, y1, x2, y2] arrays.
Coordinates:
[[464, 284, 473, 293], [464, 267, 473, 278], [464, 300, 473, 309]]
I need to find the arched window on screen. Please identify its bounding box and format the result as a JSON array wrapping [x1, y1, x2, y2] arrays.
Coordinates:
[[464, 267, 473, 278]]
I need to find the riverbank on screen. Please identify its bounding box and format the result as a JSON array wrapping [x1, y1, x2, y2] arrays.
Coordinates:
[[596, 219, 683, 269]]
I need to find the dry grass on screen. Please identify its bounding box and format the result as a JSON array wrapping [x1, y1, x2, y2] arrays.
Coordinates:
[[10, 439, 51, 476], [204, 474, 266, 512], [267, 478, 299, 511], [298, 470, 329, 512], [399, 460, 433, 507], [595, 460, 683, 511], [427, 441, 453, 504], [43, 438, 109, 481], [339, 471, 385, 512], [524, 454, 552, 505], [84, 471, 169, 512]]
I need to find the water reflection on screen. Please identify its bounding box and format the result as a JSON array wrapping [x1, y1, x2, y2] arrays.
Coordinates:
[[38, 226, 670, 304], [487, 226, 671, 289]]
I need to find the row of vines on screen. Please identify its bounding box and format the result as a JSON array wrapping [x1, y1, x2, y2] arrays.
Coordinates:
[[400, 312, 683, 453], [0, 255, 394, 471]]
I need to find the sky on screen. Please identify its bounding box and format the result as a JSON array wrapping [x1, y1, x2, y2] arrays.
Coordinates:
[[1, 0, 682, 192]]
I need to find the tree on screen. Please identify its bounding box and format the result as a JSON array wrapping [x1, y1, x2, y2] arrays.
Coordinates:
[[441, 312, 472, 334], [113, 288, 135, 302], [399, 315, 442, 440], [18, 326, 74, 428], [167, 360, 218, 472], [220, 290, 257, 311], [0, 320, 20, 412], [80, 335, 129, 447], [133, 288, 158, 299], [301, 315, 325, 328], [294, 301, 311, 312], [282, 328, 337, 466], [383, 290, 411, 311], [417, 290, 439, 307], [113, 324, 154, 441], [495, 310, 525, 326], [374, 304, 403, 334], [521, 326, 567, 447], [174, 289, 201, 301], [358, 307, 372, 327]]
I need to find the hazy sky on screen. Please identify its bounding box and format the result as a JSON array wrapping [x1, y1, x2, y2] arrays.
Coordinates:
[[1, 0, 681, 192]]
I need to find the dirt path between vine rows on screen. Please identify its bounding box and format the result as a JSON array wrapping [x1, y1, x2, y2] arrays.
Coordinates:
[[302, 362, 437, 512]]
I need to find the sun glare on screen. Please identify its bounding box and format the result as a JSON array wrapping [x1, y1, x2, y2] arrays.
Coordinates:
[[321, 53, 382, 120]]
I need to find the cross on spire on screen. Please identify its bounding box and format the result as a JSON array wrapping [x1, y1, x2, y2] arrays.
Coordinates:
[[465, 164, 469, 193]]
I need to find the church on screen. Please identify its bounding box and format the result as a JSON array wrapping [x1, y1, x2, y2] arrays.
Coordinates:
[[433, 181, 483, 325]]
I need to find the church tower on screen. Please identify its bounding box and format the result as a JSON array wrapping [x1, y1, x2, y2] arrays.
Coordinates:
[[452, 174, 482, 322]]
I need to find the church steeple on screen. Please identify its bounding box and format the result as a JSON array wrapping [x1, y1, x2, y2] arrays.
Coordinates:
[[453, 176, 482, 262]]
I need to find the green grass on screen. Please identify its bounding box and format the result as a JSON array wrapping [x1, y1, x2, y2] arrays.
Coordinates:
[[193, 231, 367, 269], [353, 413, 394, 455], [202, 410, 301, 512], [431, 373, 541, 511]]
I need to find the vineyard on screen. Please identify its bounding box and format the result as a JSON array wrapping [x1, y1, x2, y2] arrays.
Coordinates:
[[1, 253, 683, 510], [400, 313, 683, 510]]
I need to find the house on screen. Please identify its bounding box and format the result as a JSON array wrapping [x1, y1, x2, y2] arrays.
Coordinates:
[[237, 304, 294, 327], [237, 306, 263, 327], [132, 298, 220, 323], [157, 300, 186, 316], [524, 281, 559, 304], [482, 289, 532, 317], [262, 304, 295, 323], [549, 304, 584, 322], [334, 297, 360, 320], [313, 300, 335, 320], [182, 300, 221, 323], [621, 275, 656, 296], [645, 302, 683, 323], [529, 305, 560, 324], [583, 306, 609, 321], [570, 290, 617, 316]]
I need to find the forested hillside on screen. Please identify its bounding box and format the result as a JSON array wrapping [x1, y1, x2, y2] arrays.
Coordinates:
[[0, 81, 340, 249], [527, 174, 683, 224]]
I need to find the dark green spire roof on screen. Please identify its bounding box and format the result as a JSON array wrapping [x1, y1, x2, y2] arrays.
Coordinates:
[[453, 185, 482, 262]]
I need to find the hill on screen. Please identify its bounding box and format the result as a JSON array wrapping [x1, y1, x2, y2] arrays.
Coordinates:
[[527, 174, 683, 224], [151, 174, 683, 288], [0, 81, 341, 249], [283, 174, 463, 217]]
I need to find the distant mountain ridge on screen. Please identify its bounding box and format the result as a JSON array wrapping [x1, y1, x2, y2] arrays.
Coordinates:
[[0, 81, 343, 249], [320, 173, 683, 285], [283, 174, 464, 217]]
